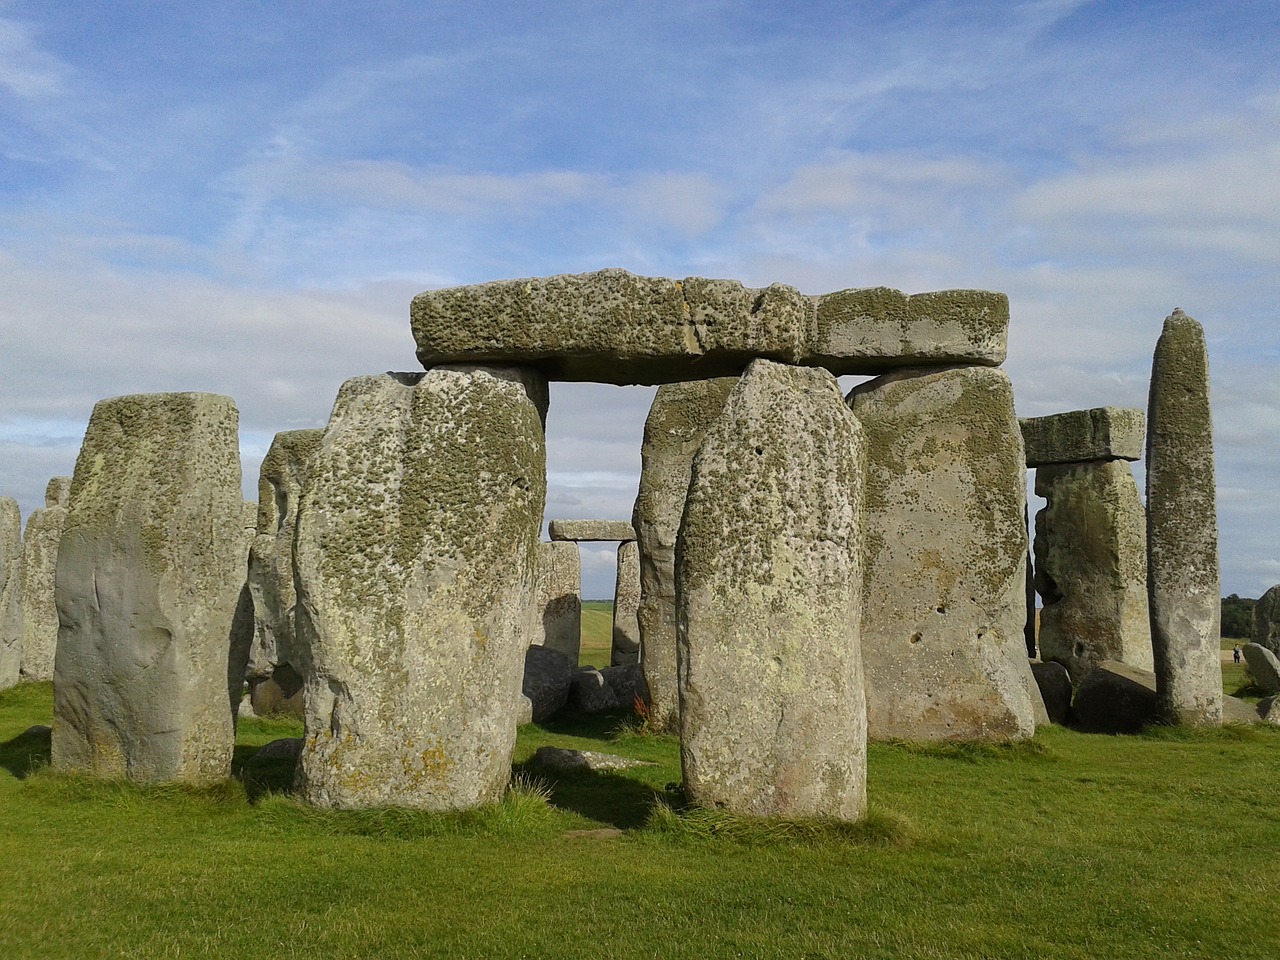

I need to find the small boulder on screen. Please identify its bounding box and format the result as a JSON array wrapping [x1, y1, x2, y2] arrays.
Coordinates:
[[569, 668, 621, 713], [1257, 696, 1280, 726], [522, 645, 574, 723], [1071, 661, 1158, 733], [532, 746, 656, 773], [1031, 660, 1073, 725], [1221, 696, 1261, 726], [601, 663, 647, 708], [248, 738, 304, 766], [1242, 643, 1280, 694]]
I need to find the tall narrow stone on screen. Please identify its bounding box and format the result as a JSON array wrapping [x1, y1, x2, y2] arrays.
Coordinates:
[[531, 540, 581, 662], [633, 378, 737, 730], [294, 366, 547, 810], [1252, 584, 1280, 654], [1034, 460, 1153, 682], [1146, 309, 1221, 725], [678, 359, 866, 821], [848, 366, 1039, 741], [52, 393, 244, 783], [19, 477, 73, 682], [610, 540, 641, 666], [0, 497, 22, 689]]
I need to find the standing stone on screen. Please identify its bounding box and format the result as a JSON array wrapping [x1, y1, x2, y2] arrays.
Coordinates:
[[1241, 643, 1280, 695], [1146, 309, 1222, 725], [19, 478, 73, 682], [293, 367, 546, 810], [1252, 584, 1280, 654], [246, 430, 323, 716], [678, 359, 866, 820], [0, 498, 22, 689], [633, 378, 737, 730], [611, 540, 641, 667], [1034, 460, 1153, 682], [52, 393, 245, 783], [848, 365, 1039, 741], [531, 540, 581, 662]]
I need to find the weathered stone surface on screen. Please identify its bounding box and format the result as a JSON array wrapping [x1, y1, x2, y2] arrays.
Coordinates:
[[530, 541, 581, 662], [294, 368, 546, 810], [522, 645, 574, 723], [548, 519, 636, 542], [1222, 696, 1261, 725], [1258, 695, 1280, 726], [611, 540, 641, 667], [848, 365, 1039, 741], [601, 663, 646, 708], [45, 476, 72, 509], [678, 359, 867, 820], [1251, 584, 1280, 654], [52, 393, 245, 783], [1146, 310, 1222, 725], [1242, 643, 1280, 694], [1034, 460, 1153, 683], [249, 662, 305, 716], [532, 746, 656, 773], [634, 378, 737, 731], [19, 497, 69, 682], [247, 737, 303, 766], [411, 269, 1009, 384], [0, 498, 22, 690], [1020, 407, 1145, 466], [1030, 660, 1073, 725], [568, 667, 621, 713], [1071, 661, 1159, 733]]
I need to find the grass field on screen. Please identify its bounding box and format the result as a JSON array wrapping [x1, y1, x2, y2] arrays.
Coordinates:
[[579, 599, 614, 667], [3, 677, 1279, 959]]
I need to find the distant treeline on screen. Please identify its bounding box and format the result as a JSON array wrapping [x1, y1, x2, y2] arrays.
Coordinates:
[[1222, 594, 1256, 638]]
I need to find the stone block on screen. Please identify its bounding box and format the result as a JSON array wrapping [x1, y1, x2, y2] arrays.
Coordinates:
[[0, 498, 22, 689], [530, 541, 581, 662], [848, 365, 1040, 741], [1252, 584, 1280, 654], [1242, 643, 1280, 694], [1020, 407, 1145, 466], [610, 540, 641, 666], [411, 269, 1008, 384], [1030, 660, 1073, 725], [1071, 661, 1158, 733], [19, 500, 68, 682], [548, 519, 636, 542], [523, 645, 574, 724], [52, 393, 245, 783], [678, 359, 867, 820]]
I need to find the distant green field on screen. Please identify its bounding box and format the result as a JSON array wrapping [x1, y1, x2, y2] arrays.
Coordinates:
[[579, 600, 613, 668]]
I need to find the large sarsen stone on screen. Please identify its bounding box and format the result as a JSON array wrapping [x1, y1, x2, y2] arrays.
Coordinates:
[[0, 498, 22, 690]]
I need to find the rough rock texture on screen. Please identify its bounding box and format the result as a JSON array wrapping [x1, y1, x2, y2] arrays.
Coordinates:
[[532, 746, 656, 773], [1251, 584, 1280, 654], [568, 667, 621, 713], [1258, 696, 1280, 726], [601, 663, 646, 708], [633, 378, 738, 730], [0, 498, 22, 689], [1020, 407, 1145, 467], [1030, 660, 1073, 725], [611, 540, 641, 667], [1146, 310, 1222, 725], [522, 645, 574, 723], [1242, 643, 1280, 694], [530, 541, 581, 662], [1034, 460, 1153, 683], [548, 519, 636, 542], [848, 365, 1040, 741], [293, 368, 546, 810], [52, 393, 245, 783], [1071, 661, 1159, 734], [246, 430, 323, 705], [19, 481, 72, 681], [678, 359, 867, 820], [1222, 696, 1261, 726], [411, 269, 1009, 384]]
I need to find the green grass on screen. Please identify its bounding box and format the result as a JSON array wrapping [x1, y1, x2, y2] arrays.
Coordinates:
[[579, 599, 614, 667], [4, 680, 1280, 959]]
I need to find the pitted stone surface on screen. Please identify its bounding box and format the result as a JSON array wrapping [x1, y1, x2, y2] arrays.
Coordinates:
[[678, 359, 867, 820], [1034, 460, 1152, 683], [293, 367, 546, 810], [531, 540, 581, 661], [633, 377, 737, 731], [611, 540, 641, 667], [411, 269, 1009, 384], [0, 498, 22, 689], [1242, 643, 1280, 694], [45, 476, 72, 509], [848, 365, 1039, 741], [1146, 310, 1221, 726], [548, 519, 636, 542], [1020, 407, 1145, 466], [51, 393, 245, 783], [1252, 584, 1280, 654], [19, 499, 69, 682]]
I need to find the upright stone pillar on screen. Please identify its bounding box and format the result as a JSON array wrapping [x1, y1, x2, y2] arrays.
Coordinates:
[[52, 393, 244, 783], [294, 366, 546, 810], [678, 360, 867, 821], [0, 497, 22, 690], [1146, 309, 1221, 725], [611, 540, 641, 666], [848, 366, 1039, 741], [633, 378, 737, 730], [1252, 584, 1280, 654], [19, 477, 72, 682], [531, 540, 581, 662]]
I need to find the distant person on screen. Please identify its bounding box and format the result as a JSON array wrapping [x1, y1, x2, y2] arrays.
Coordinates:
[[1233, 644, 1242, 664]]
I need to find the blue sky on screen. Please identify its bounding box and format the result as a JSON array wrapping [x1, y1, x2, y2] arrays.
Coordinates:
[[1, 0, 1277, 598]]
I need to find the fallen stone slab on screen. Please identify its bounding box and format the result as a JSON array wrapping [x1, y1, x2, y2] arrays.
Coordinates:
[[522, 645, 574, 724], [411, 269, 1009, 384], [548, 519, 636, 542], [568, 667, 620, 713], [1071, 661, 1159, 734], [1242, 643, 1280, 694], [247, 737, 304, 766], [1222, 695, 1262, 726], [1020, 407, 1145, 467], [532, 746, 656, 773]]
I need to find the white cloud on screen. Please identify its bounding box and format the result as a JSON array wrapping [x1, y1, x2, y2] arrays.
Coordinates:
[[0, 15, 67, 99]]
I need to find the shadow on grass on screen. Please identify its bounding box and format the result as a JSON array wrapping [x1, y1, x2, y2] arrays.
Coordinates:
[[512, 759, 673, 830], [232, 743, 301, 802], [0, 724, 51, 779]]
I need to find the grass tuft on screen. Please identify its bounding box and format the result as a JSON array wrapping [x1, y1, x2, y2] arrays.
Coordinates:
[[644, 800, 914, 848], [883, 736, 1053, 763]]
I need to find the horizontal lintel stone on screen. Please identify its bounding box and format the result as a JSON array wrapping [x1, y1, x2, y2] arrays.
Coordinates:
[[1019, 407, 1145, 467], [548, 519, 636, 542], [411, 269, 1008, 385]]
